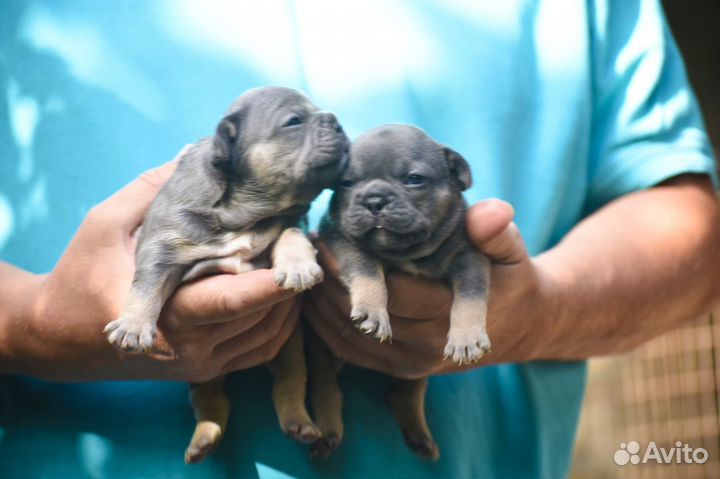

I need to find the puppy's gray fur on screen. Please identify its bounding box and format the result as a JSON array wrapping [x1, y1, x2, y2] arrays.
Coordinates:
[[103, 86, 349, 463], [105, 86, 348, 351], [310, 124, 490, 460]]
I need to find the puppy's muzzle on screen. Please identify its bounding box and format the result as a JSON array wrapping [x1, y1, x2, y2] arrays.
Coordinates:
[[312, 112, 348, 167], [348, 185, 417, 234]]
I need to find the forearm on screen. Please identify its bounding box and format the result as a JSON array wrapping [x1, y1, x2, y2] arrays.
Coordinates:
[[534, 175, 720, 359], [0, 262, 47, 374], [0, 262, 136, 380]]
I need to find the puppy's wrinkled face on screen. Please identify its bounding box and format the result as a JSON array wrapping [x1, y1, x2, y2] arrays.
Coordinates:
[[214, 86, 350, 208], [333, 125, 471, 253]]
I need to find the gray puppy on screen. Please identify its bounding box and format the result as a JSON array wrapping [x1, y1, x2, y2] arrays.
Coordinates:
[[309, 124, 490, 460], [103, 86, 349, 463]]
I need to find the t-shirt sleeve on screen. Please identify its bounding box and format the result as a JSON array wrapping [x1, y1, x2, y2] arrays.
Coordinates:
[[586, 0, 717, 212]]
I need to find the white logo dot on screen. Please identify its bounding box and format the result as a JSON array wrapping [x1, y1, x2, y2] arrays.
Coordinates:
[[614, 449, 630, 466]]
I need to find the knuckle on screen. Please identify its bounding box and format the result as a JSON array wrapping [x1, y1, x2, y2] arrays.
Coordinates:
[[163, 314, 180, 331], [137, 167, 168, 191], [264, 339, 285, 363], [177, 342, 202, 362], [263, 310, 287, 339], [216, 290, 238, 319], [188, 369, 216, 383], [85, 204, 129, 240], [85, 204, 115, 231]]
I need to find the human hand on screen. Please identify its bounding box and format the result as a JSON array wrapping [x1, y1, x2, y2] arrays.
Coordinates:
[[1, 147, 299, 382], [303, 199, 556, 379]]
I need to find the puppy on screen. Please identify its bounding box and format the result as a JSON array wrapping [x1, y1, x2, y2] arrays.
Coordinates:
[[103, 86, 349, 463], [309, 124, 490, 460]]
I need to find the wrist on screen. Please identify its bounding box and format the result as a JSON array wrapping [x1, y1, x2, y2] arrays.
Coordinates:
[[0, 262, 48, 375], [530, 250, 575, 360]]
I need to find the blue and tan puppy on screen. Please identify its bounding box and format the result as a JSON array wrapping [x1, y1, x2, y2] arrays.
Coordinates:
[[310, 125, 490, 460], [103, 86, 349, 463]]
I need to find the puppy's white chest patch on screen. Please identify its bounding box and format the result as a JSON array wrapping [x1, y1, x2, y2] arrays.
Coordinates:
[[178, 225, 282, 263], [214, 231, 257, 259]]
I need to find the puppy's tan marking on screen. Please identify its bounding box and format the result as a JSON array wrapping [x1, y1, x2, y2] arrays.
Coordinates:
[[267, 325, 321, 443], [444, 295, 490, 365], [185, 377, 230, 464], [349, 274, 392, 342], [247, 142, 278, 171], [387, 377, 439, 461], [306, 326, 345, 458], [176, 225, 283, 265]]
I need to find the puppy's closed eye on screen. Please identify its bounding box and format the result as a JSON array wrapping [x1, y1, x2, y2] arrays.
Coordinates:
[[282, 115, 303, 128]]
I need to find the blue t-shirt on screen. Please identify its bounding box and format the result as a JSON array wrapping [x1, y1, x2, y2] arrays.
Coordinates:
[[0, 1, 715, 478]]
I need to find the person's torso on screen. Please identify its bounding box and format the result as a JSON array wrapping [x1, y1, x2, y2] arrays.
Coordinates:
[[0, 1, 590, 477]]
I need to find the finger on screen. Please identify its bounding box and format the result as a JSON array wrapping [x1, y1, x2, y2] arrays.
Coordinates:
[[100, 145, 192, 233], [213, 298, 296, 362], [219, 299, 300, 373], [303, 294, 433, 378], [204, 307, 271, 345], [307, 285, 444, 351], [157, 306, 270, 352], [466, 199, 529, 264], [166, 269, 296, 325], [315, 241, 341, 278]]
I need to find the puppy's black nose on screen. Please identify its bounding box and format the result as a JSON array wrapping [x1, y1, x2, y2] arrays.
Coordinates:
[[363, 195, 388, 215]]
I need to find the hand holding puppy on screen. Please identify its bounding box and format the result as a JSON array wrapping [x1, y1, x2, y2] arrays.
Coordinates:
[[2, 153, 299, 382], [305, 198, 552, 379]]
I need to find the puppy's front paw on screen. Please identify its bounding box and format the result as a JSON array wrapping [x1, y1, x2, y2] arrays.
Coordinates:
[[103, 316, 156, 353], [351, 305, 392, 342], [443, 328, 491, 365], [273, 258, 324, 292]]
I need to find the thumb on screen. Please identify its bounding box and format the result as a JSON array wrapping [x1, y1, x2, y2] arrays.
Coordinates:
[[102, 145, 192, 232], [466, 199, 529, 264]]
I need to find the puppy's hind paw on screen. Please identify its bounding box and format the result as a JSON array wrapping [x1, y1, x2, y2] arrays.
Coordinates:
[[404, 433, 440, 461], [351, 305, 392, 343], [273, 258, 324, 292], [185, 421, 223, 464], [282, 419, 322, 444], [103, 316, 156, 353], [309, 431, 342, 460], [443, 329, 491, 365]]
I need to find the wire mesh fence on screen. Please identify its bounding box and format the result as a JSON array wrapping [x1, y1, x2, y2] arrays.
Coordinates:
[[571, 312, 720, 479]]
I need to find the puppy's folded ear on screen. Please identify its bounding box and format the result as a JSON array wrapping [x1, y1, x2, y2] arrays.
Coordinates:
[[444, 146, 472, 191], [212, 112, 243, 173]]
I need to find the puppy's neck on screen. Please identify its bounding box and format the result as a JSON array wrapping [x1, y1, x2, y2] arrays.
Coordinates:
[[214, 185, 307, 231]]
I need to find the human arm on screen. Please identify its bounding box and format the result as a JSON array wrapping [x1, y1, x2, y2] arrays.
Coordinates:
[[534, 173, 719, 358], [0, 155, 300, 382], [304, 174, 720, 378]]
